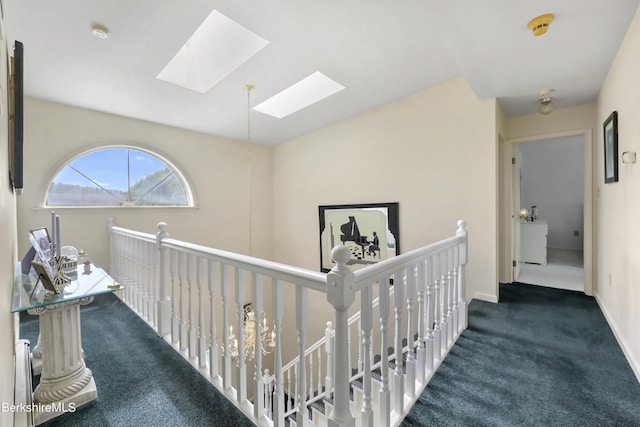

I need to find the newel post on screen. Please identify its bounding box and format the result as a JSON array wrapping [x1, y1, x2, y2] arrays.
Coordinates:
[[156, 222, 171, 337], [456, 220, 468, 331], [326, 246, 356, 427]]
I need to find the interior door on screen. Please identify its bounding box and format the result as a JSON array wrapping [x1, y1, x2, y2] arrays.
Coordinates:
[[512, 145, 522, 281]]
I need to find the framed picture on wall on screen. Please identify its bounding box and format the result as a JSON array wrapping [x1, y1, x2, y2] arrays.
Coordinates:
[[318, 202, 399, 273], [604, 111, 618, 184]]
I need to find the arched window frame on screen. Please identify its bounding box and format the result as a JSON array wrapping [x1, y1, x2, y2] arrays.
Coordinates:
[[42, 144, 196, 208]]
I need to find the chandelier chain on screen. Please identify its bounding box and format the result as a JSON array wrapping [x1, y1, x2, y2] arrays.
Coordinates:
[[245, 84, 254, 256]]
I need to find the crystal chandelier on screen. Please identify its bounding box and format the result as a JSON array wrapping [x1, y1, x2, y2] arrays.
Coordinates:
[[228, 310, 275, 361]]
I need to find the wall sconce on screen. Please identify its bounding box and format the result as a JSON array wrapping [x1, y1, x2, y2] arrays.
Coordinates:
[[622, 151, 637, 164], [538, 89, 555, 115]]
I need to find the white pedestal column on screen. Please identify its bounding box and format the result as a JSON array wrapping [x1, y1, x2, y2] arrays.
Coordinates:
[[29, 296, 97, 425]]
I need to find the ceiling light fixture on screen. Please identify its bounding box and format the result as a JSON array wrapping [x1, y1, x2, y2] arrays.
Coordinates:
[[528, 14, 554, 37], [91, 24, 110, 39], [538, 89, 555, 115]]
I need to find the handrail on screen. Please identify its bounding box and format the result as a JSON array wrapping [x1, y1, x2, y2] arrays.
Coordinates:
[[352, 234, 463, 290], [160, 238, 327, 292], [110, 223, 326, 291], [110, 225, 156, 243], [108, 217, 469, 427]]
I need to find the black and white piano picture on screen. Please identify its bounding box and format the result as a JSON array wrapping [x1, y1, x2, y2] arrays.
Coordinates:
[[319, 203, 399, 272]]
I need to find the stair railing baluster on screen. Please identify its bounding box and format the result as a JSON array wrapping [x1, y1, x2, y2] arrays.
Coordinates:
[[317, 347, 322, 398], [452, 243, 460, 338], [253, 272, 264, 420], [446, 247, 454, 349], [361, 285, 373, 427], [432, 253, 441, 362], [286, 368, 291, 414], [178, 251, 188, 351], [235, 267, 247, 403], [439, 253, 448, 356], [208, 259, 219, 379], [170, 248, 178, 344], [295, 285, 308, 425], [148, 240, 157, 328], [405, 266, 416, 398], [324, 321, 334, 397], [197, 257, 207, 368], [273, 279, 285, 426], [393, 267, 405, 415], [378, 276, 391, 427], [187, 253, 196, 359], [108, 219, 469, 427], [425, 257, 435, 373], [221, 264, 232, 392], [416, 259, 427, 383], [357, 318, 363, 373]]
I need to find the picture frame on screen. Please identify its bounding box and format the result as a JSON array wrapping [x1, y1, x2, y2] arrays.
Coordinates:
[[29, 227, 53, 260], [604, 111, 618, 184], [318, 202, 399, 273]]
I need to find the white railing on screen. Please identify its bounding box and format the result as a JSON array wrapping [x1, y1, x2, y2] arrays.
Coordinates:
[[107, 217, 468, 427]]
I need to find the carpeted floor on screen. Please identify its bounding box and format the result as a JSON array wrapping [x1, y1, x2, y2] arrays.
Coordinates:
[[20, 293, 256, 427], [401, 282, 640, 427], [21, 283, 640, 426]]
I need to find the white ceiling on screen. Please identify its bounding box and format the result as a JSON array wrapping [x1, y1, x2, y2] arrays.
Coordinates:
[[3, 0, 639, 146]]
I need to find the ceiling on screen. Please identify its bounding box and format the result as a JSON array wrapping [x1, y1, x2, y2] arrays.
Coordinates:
[[3, 0, 639, 146]]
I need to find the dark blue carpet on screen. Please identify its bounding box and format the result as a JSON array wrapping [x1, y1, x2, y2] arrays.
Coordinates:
[[20, 293, 256, 427], [401, 282, 640, 427], [21, 283, 640, 426]]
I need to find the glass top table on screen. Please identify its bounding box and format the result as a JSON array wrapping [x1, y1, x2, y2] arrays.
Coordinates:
[[12, 262, 121, 313]]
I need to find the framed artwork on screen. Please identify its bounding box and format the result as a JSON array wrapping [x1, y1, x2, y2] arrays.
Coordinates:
[[318, 202, 399, 273], [604, 111, 618, 184]]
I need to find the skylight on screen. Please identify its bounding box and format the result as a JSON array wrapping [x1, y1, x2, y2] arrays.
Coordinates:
[[157, 10, 269, 93], [252, 72, 346, 118]]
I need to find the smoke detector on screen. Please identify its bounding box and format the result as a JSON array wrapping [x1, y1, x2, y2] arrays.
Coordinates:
[[528, 14, 554, 37], [91, 24, 110, 39]]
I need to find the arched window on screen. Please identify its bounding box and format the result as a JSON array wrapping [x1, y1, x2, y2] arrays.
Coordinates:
[[46, 146, 192, 207]]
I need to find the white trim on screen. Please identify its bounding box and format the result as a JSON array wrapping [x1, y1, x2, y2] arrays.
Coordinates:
[[474, 293, 499, 303], [502, 128, 594, 296], [594, 292, 640, 383]]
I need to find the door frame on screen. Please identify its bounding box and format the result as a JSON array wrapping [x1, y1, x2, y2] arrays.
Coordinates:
[[499, 128, 593, 296]]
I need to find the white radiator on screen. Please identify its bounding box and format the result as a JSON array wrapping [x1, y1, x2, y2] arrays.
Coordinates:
[[14, 339, 34, 427]]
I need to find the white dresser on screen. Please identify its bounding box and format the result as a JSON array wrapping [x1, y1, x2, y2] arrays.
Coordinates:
[[520, 221, 548, 265]]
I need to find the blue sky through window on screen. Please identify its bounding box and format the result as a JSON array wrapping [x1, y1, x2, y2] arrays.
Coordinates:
[[57, 148, 168, 191], [48, 146, 190, 207]]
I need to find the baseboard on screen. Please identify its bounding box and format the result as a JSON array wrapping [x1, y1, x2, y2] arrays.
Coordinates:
[[474, 292, 498, 303], [594, 292, 640, 384]]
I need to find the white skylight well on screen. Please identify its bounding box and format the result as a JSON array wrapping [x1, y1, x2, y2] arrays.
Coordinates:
[[157, 10, 269, 93], [252, 72, 346, 118]]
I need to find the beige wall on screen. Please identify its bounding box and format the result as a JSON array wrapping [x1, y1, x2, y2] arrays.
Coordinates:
[[502, 103, 597, 290], [595, 5, 640, 379], [506, 103, 597, 139], [17, 98, 273, 268], [1, 33, 19, 426], [273, 77, 499, 302]]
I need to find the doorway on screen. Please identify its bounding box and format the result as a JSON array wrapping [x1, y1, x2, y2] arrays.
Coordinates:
[[500, 129, 593, 296], [514, 136, 584, 292]]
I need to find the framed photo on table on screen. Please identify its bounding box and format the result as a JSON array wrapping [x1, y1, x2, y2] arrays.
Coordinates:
[[318, 202, 399, 273], [604, 111, 618, 184]]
